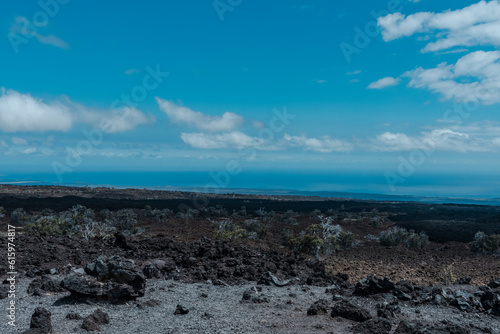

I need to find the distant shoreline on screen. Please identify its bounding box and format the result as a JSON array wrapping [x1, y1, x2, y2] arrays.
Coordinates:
[[0, 182, 499, 206]]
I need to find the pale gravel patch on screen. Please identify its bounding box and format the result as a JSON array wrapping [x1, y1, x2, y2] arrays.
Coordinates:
[[1, 277, 499, 334]]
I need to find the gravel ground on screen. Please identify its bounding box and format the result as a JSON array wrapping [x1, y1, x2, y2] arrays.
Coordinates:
[[2, 277, 500, 334]]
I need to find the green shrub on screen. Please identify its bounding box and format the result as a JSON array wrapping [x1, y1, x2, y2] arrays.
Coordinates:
[[242, 219, 268, 239], [204, 205, 229, 217], [175, 208, 199, 220], [441, 263, 456, 286], [212, 219, 248, 240], [25, 215, 69, 236], [281, 216, 356, 257], [404, 231, 429, 250], [469, 231, 500, 254], [379, 226, 429, 249], [256, 207, 274, 218], [379, 226, 409, 246], [311, 209, 322, 217], [10, 208, 32, 225], [25, 205, 115, 239]]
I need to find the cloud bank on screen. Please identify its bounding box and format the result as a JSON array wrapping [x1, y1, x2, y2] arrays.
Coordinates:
[[157, 98, 243, 132], [0, 88, 154, 133]]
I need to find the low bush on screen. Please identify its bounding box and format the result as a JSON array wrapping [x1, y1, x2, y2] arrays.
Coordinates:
[[379, 226, 408, 246], [282, 216, 356, 257], [441, 263, 456, 286], [204, 205, 229, 217], [10, 208, 32, 225], [212, 219, 248, 240], [232, 206, 248, 218], [25, 215, 70, 236], [469, 231, 500, 254], [404, 231, 429, 250], [25, 205, 115, 239], [175, 208, 199, 220], [379, 226, 429, 250], [241, 219, 268, 239], [255, 207, 274, 219], [142, 205, 173, 221]]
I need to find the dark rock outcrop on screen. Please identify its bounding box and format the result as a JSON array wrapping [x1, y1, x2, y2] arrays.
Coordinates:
[[174, 305, 189, 315], [331, 300, 372, 322], [81, 309, 109, 332], [22, 308, 52, 334], [62, 255, 145, 300], [352, 318, 392, 334], [27, 276, 64, 295], [307, 299, 330, 316], [354, 276, 395, 296]]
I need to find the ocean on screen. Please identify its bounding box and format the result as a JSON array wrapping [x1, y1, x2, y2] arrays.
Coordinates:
[[1, 170, 500, 206]]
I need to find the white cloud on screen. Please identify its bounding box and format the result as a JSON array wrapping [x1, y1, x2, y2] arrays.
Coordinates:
[[404, 51, 500, 104], [252, 120, 265, 129], [378, 1, 500, 52], [76, 105, 155, 133], [22, 147, 37, 155], [372, 128, 489, 152], [283, 134, 354, 152], [157, 98, 243, 132], [181, 132, 265, 149], [346, 70, 362, 75], [0, 89, 72, 132], [35, 34, 70, 49], [492, 137, 500, 147], [0, 140, 7, 148], [10, 16, 69, 50], [368, 77, 401, 89], [11, 137, 28, 145], [0, 88, 154, 133]]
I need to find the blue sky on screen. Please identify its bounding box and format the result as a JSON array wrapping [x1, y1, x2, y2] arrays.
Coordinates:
[[1, 0, 500, 195]]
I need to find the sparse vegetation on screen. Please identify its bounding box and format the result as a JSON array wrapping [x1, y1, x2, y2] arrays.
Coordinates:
[[24, 215, 70, 236], [255, 207, 272, 218], [281, 210, 298, 225], [11, 208, 31, 225], [22, 205, 123, 239], [142, 205, 173, 221], [212, 218, 268, 240], [379, 226, 429, 250], [469, 231, 500, 254], [241, 219, 268, 239], [281, 216, 356, 257], [441, 263, 456, 286], [212, 219, 248, 240], [101, 208, 139, 235], [204, 205, 229, 218], [404, 230, 430, 250], [175, 208, 199, 220]]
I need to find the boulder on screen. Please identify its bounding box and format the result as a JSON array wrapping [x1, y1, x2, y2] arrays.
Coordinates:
[[354, 276, 395, 296], [394, 320, 470, 334], [174, 305, 189, 315], [307, 299, 330, 316], [331, 300, 372, 322], [81, 309, 109, 332], [63, 255, 145, 300], [27, 276, 64, 295], [23, 308, 52, 334], [352, 318, 392, 334]]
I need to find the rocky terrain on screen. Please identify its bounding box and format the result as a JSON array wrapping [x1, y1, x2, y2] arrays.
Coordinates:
[[0, 185, 499, 333]]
